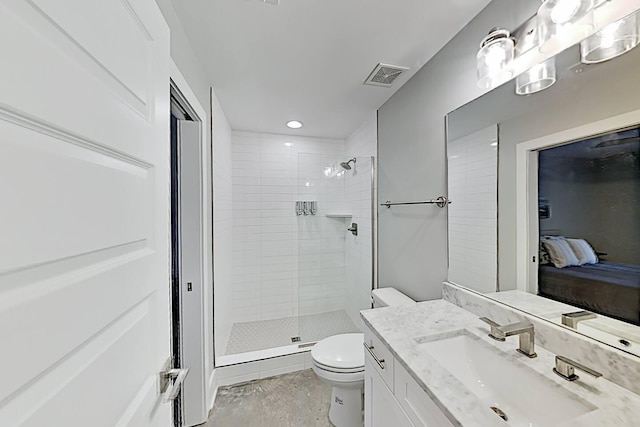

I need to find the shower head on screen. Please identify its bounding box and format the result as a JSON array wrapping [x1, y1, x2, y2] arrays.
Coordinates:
[[340, 158, 356, 170]]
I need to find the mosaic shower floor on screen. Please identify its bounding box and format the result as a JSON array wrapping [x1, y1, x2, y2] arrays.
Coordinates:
[[225, 310, 360, 355]]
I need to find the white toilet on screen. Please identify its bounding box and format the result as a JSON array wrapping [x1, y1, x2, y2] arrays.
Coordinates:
[[311, 288, 415, 427]]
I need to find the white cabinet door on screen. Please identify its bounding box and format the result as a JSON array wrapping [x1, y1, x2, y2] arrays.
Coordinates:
[[365, 352, 415, 427], [394, 362, 454, 427], [0, 1, 171, 426]]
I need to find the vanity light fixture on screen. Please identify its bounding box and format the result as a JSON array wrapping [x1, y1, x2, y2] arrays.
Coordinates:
[[581, 11, 640, 63], [477, 28, 515, 89], [516, 57, 557, 95], [286, 120, 303, 129], [538, 0, 596, 53], [476, 2, 640, 93]]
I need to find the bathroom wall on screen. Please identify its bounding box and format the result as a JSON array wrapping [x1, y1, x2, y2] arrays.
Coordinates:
[[212, 92, 233, 358], [344, 113, 378, 328], [377, 0, 538, 301], [230, 132, 346, 324]]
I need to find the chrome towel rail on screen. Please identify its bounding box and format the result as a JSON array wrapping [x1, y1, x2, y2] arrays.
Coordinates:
[[381, 196, 451, 208]]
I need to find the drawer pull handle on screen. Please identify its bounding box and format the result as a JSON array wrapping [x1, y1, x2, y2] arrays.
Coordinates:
[[364, 343, 385, 370]]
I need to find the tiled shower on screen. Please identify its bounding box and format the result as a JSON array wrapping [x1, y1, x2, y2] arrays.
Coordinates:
[[214, 114, 377, 366]]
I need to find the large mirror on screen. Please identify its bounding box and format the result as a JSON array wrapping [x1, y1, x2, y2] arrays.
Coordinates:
[[446, 26, 640, 356]]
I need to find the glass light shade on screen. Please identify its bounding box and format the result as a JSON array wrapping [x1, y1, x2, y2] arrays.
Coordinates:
[[516, 58, 557, 95], [538, 0, 595, 53], [477, 29, 515, 89], [581, 12, 640, 63]]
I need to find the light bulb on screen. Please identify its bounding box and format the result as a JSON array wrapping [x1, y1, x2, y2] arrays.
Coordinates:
[[550, 0, 581, 24], [600, 34, 616, 49], [476, 28, 514, 89], [601, 20, 623, 35], [538, 0, 595, 53], [485, 44, 507, 66]]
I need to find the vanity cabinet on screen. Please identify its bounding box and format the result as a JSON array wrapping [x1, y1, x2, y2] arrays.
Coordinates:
[[364, 328, 454, 427], [364, 349, 414, 427]]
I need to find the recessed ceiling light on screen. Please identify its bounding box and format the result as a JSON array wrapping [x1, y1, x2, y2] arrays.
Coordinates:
[[286, 120, 303, 129]]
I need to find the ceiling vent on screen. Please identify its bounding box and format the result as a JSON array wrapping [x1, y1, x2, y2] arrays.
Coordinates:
[[364, 63, 409, 87]]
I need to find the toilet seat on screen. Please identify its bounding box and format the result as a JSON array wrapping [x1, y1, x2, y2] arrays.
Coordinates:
[[311, 333, 364, 373], [312, 360, 364, 374]]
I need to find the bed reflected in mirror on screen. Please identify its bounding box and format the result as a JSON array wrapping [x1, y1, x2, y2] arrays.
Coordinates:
[[536, 126, 640, 327]]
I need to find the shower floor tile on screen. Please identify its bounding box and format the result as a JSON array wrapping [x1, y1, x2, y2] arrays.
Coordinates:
[[225, 310, 359, 355]]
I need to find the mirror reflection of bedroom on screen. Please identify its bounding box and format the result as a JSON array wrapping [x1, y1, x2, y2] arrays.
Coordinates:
[[537, 125, 640, 325]]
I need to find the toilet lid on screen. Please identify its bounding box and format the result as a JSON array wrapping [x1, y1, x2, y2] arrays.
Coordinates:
[[311, 333, 364, 370]]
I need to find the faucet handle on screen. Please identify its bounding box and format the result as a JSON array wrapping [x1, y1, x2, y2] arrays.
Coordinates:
[[553, 355, 602, 381], [479, 317, 506, 341]]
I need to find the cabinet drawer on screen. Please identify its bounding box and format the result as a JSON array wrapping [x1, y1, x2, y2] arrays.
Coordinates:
[[364, 328, 394, 392], [394, 362, 454, 427]]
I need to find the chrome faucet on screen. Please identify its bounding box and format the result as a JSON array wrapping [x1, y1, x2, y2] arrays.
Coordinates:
[[561, 311, 597, 329], [480, 317, 537, 358], [553, 355, 602, 381]]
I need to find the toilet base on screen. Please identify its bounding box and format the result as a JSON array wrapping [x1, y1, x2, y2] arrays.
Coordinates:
[[328, 385, 363, 427]]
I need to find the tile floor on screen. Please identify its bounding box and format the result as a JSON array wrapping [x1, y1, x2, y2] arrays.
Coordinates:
[[225, 310, 359, 355], [206, 369, 333, 427]]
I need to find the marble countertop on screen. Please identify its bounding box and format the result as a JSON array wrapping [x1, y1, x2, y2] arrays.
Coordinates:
[[360, 300, 640, 427]]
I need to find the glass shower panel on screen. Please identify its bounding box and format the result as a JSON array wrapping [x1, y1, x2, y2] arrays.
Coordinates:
[[296, 154, 373, 345], [344, 156, 374, 330]]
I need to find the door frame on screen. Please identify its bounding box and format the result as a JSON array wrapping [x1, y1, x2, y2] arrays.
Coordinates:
[[169, 61, 214, 425]]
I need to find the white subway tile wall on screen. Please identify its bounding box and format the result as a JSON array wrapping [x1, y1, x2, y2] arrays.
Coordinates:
[[447, 125, 498, 293], [231, 132, 347, 327]]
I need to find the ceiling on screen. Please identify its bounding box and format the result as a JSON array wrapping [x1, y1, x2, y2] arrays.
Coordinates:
[[171, 0, 492, 138]]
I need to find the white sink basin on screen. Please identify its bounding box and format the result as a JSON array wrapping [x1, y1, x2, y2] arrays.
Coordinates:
[[416, 331, 596, 426]]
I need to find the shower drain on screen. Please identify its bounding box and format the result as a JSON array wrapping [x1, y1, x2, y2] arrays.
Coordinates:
[[490, 406, 508, 422]]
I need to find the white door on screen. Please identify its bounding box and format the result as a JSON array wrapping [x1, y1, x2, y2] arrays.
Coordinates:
[[0, 0, 172, 426]]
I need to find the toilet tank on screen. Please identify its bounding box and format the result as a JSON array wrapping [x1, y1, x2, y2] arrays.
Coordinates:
[[371, 287, 415, 308]]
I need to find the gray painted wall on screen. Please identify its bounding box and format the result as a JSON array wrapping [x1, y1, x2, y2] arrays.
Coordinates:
[[377, 0, 537, 301]]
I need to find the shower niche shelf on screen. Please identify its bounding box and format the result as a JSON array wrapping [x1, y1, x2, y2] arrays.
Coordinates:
[[326, 213, 352, 218]]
